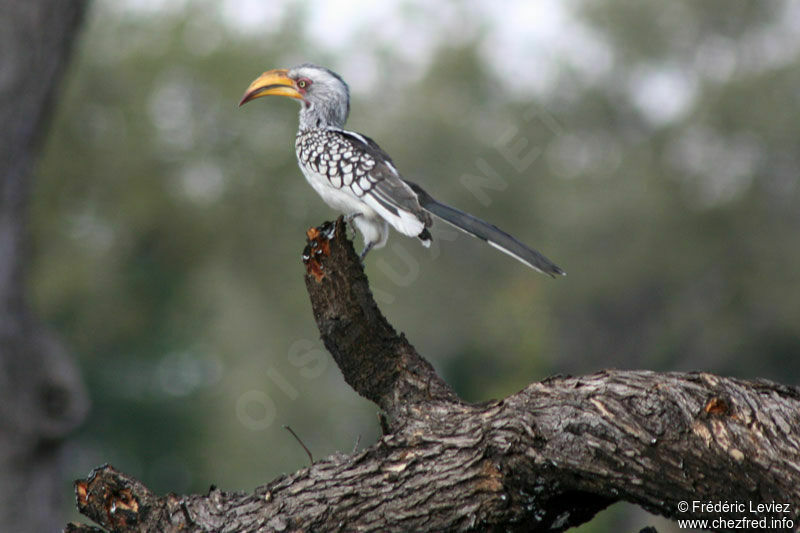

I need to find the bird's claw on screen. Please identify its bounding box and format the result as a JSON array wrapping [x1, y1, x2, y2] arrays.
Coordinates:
[[359, 241, 374, 263], [343, 213, 362, 242]]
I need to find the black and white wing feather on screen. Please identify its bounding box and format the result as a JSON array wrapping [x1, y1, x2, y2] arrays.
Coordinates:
[[297, 128, 432, 240]]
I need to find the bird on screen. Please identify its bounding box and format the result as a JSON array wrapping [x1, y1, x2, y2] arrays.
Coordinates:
[[239, 63, 564, 277]]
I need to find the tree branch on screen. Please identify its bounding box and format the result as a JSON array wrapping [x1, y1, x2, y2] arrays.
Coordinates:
[[67, 219, 800, 532], [301, 220, 459, 429]]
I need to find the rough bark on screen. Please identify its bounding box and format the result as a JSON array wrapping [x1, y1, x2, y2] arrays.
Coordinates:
[[0, 1, 90, 532], [67, 219, 800, 532]]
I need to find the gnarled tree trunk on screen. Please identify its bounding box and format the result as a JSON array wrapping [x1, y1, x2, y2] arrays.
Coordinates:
[[66, 219, 800, 532]]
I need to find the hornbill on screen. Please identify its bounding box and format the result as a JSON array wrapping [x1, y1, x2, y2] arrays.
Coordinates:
[[239, 64, 564, 277]]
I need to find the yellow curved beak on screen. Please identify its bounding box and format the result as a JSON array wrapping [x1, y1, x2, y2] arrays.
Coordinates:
[[238, 69, 302, 107]]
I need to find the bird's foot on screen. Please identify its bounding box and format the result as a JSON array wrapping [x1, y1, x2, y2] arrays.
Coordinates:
[[359, 241, 375, 263], [343, 213, 362, 241]]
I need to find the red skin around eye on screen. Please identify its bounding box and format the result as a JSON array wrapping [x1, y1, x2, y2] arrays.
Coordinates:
[[297, 78, 313, 95]]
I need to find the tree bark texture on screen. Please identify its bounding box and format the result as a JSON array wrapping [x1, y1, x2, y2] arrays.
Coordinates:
[[67, 220, 800, 532], [0, 1, 90, 532]]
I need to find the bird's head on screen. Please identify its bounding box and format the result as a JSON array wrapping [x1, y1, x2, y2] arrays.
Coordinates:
[[239, 63, 350, 130]]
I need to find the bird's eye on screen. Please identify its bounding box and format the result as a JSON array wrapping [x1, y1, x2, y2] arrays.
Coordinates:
[[297, 78, 311, 89]]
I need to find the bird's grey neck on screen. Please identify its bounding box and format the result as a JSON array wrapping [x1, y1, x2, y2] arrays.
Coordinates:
[[298, 101, 347, 131]]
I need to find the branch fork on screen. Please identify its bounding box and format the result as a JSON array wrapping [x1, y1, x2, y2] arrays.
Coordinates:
[[66, 219, 800, 532]]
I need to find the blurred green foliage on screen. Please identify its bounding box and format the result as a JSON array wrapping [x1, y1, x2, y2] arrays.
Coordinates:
[[29, 0, 799, 530]]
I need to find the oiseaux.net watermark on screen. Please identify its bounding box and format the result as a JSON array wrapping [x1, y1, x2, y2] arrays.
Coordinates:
[[235, 103, 567, 431], [677, 500, 796, 530]]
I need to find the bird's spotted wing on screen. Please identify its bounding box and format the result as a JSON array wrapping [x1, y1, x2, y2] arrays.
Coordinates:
[[297, 128, 431, 235]]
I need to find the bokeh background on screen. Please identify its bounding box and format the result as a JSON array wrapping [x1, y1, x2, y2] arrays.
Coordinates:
[[27, 0, 800, 530]]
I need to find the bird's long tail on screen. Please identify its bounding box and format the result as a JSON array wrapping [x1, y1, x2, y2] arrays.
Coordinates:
[[407, 182, 565, 277]]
